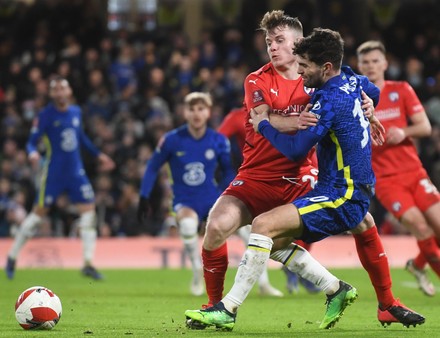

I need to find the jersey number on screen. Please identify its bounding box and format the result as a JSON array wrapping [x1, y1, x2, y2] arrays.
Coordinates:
[[352, 98, 369, 148]]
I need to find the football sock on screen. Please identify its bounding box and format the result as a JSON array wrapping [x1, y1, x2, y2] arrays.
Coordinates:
[[271, 243, 339, 294], [202, 242, 228, 305], [417, 236, 440, 277], [294, 239, 312, 251], [78, 210, 97, 264], [353, 226, 394, 309], [236, 224, 270, 286], [413, 251, 426, 269], [8, 212, 42, 259], [179, 217, 202, 272], [223, 234, 273, 313]]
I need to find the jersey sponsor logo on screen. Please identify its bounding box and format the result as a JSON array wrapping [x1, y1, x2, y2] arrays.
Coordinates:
[[389, 91, 399, 102], [205, 149, 215, 160], [272, 104, 305, 116], [392, 201, 401, 212], [231, 180, 244, 186], [252, 90, 264, 103], [270, 88, 279, 96], [303, 86, 315, 96], [248, 79, 258, 84], [375, 107, 400, 120], [183, 162, 206, 186]]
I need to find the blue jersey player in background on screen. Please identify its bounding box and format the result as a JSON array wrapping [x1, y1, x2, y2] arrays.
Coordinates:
[[137, 92, 235, 296], [5, 77, 115, 280], [184, 28, 425, 331]]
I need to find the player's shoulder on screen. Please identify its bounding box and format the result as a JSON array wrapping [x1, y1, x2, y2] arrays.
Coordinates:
[[245, 63, 273, 82], [68, 104, 82, 114], [384, 80, 412, 91]]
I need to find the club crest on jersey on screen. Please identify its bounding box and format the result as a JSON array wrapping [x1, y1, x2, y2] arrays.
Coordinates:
[[72, 117, 80, 127], [389, 92, 399, 102], [312, 101, 321, 111], [205, 149, 215, 160], [303, 86, 315, 96], [392, 201, 401, 212], [231, 180, 244, 186], [252, 90, 264, 103]]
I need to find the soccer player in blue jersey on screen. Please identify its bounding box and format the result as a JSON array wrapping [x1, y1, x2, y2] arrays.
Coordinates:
[[185, 28, 425, 330], [137, 92, 282, 297], [5, 77, 115, 280]]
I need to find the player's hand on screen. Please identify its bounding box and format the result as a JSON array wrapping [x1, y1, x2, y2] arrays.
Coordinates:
[[28, 151, 40, 170], [361, 91, 374, 120], [137, 197, 152, 223], [298, 104, 317, 130], [369, 115, 386, 146], [97, 153, 115, 172], [386, 126, 405, 145], [249, 108, 269, 132]]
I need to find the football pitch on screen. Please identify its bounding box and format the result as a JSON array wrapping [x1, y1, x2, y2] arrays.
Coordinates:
[[1, 267, 438, 337]]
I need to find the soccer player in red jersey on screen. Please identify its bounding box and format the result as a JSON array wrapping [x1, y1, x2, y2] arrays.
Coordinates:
[[187, 10, 398, 330], [357, 40, 440, 297]]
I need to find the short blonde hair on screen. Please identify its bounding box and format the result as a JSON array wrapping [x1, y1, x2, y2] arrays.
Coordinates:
[[356, 40, 386, 57], [184, 92, 213, 107]]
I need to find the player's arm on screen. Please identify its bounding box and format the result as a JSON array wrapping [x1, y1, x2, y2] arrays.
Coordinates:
[[216, 136, 236, 190], [78, 128, 115, 171], [249, 109, 322, 161], [138, 137, 171, 222], [26, 113, 48, 168], [386, 111, 431, 145]]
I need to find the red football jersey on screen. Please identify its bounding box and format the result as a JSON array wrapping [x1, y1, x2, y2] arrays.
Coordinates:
[[372, 81, 425, 178], [218, 107, 246, 150], [241, 63, 313, 181]]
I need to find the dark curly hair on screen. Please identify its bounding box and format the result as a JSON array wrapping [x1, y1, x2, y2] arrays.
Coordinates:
[[293, 28, 344, 69]]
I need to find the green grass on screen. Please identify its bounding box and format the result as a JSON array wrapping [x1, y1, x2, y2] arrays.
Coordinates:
[[1, 267, 438, 337]]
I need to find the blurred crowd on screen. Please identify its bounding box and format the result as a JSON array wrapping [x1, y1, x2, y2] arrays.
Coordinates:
[[0, 0, 439, 238]]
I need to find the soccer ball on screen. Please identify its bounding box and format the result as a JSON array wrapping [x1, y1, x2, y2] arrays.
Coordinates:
[[15, 286, 62, 330]]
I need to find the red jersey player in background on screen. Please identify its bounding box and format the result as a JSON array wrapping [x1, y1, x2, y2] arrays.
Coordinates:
[[357, 40, 440, 297], [218, 106, 320, 294]]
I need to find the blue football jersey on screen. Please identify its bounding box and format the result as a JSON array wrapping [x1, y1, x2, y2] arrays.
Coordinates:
[[308, 67, 377, 196], [27, 103, 100, 177], [140, 125, 235, 207]]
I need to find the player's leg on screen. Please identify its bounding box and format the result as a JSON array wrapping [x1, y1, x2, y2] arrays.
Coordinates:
[[175, 207, 203, 296], [76, 203, 102, 280], [236, 224, 283, 297], [5, 205, 48, 279], [202, 195, 251, 306], [351, 213, 425, 327]]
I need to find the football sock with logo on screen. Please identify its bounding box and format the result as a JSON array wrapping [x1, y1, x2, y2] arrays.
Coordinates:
[[223, 234, 273, 313], [202, 243, 228, 305], [236, 224, 270, 286], [271, 243, 339, 293], [417, 236, 440, 277], [353, 226, 394, 309]]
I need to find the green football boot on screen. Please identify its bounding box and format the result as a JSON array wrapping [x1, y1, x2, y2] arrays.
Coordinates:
[[185, 302, 236, 331], [319, 281, 358, 329]]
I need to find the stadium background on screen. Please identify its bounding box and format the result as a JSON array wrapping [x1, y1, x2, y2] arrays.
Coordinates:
[[0, 0, 439, 268]]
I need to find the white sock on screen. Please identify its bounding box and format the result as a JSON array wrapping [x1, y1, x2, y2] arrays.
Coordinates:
[[271, 243, 339, 294], [8, 212, 42, 259], [223, 233, 273, 313], [236, 225, 270, 286], [179, 217, 202, 272], [79, 210, 97, 265]]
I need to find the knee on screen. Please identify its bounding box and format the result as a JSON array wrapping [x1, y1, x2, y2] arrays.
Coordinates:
[[78, 210, 97, 230], [252, 214, 270, 235], [352, 212, 375, 234], [179, 217, 198, 239], [204, 218, 228, 250]]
